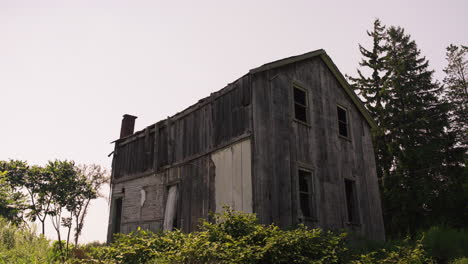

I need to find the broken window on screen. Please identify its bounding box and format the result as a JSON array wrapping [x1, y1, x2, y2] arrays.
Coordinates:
[[294, 86, 308, 123], [344, 179, 359, 224], [298, 169, 315, 219], [163, 184, 179, 231], [113, 197, 123, 234], [337, 106, 349, 138]]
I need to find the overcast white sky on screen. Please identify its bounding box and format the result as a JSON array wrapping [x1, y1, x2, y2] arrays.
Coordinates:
[[1, 0, 467, 243]]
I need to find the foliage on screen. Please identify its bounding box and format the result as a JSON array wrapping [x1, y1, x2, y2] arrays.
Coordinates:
[[0, 217, 52, 264], [349, 19, 467, 238], [423, 226, 468, 263], [450, 258, 468, 264], [0, 159, 109, 259], [347, 19, 392, 183], [72, 164, 109, 246], [443, 44, 468, 148], [350, 240, 433, 264], [46, 160, 81, 256], [0, 170, 26, 225], [48, 240, 74, 262], [75, 208, 435, 264]]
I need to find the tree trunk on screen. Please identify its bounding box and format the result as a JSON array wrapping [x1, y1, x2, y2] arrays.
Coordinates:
[[66, 225, 72, 258], [41, 220, 45, 235]]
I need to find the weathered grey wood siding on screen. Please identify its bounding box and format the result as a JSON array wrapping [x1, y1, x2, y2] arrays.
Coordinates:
[[212, 139, 252, 213], [251, 57, 385, 241], [108, 52, 385, 242], [108, 75, 252, 237], [112, 74, 251, 179]]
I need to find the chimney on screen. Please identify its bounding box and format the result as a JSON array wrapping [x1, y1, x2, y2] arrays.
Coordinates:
[[120, 114, 137, 138]]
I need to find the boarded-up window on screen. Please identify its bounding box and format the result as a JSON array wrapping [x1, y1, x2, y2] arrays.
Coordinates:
[[344, 179, 359, 223], [298, 169, 315, 219], [163, 185, 179, 231], [294, 86, 308, 123], [337, 106, 349, 138]]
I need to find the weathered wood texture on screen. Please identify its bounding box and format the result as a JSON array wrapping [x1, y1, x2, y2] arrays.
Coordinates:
[[108, 52, 385, 242], [251, 57, 385, 241], [112, 74, 251, 180], [108, 75, 252, 236], [113, 130, 155, 178], [212, 139, 252, 213]]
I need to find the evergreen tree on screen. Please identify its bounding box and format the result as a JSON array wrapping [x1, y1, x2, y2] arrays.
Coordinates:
[[348, 19, 392, 185], [443, 44, 468, 148], [440, 44, 468, 228], [381, 26, 453, 236], [349, 19, 388, 119], [351, 21, 464, 237]]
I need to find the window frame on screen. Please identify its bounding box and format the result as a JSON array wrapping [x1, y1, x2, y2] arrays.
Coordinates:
[[336, 105, 350, 139], [297, 168, 317, 221], [163, 183, 180, 231], [292, 84, 309, 125], [344, 178, 360, 225], [113, 197, 123, 234]]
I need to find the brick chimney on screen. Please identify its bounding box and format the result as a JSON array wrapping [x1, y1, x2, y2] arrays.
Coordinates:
[[120, 114, 137, 138]]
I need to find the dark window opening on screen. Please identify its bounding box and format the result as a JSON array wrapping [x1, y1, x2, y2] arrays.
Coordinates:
[[113, 198, 123, 234], [337, 106, 349, 138], [344, 179, 359, 223], [298, 169, 315, 219], [294, 87, 308, 123]]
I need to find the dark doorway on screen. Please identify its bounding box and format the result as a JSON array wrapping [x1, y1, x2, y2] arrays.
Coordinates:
[[344, 179, 359, 223], [113, 198, 123, 234]]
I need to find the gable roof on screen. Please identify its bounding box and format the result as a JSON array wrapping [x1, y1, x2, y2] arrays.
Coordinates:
[[249, 49, 377, 129], [115, 49, 376, 144]]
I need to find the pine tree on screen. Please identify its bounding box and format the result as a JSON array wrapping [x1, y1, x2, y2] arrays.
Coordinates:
[[440, 45, 468, 228], [351, 21, 464, 237], [349, 19, 388, 119], [444, 44, 468, 148], [381, 26, 457, 236], [348, 19, 392, 185]]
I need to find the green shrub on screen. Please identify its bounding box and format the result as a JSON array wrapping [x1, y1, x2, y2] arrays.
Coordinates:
[[80, 208, 350, 264], [48, 240, 76, 262], [450, 258, 468, 264], [78, 208, 434, 264], [350, 239, 433, 264], [0, 217, 52, 264], [423, 226, 468, 263]]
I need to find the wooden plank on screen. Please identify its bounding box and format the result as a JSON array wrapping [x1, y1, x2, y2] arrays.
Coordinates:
[[153, 124, 160, 171], [251, 71, 272, 224], [241, 140, 253, 213], [270, 72, 292, 226], [232, 140, 242, 210]]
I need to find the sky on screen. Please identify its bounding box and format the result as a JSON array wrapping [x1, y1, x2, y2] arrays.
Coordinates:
[[1, 0, 467, 243]]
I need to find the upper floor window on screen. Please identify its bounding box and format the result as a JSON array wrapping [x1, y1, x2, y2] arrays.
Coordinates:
[[294, 86, 308, 123], [337, 106, 349, 138]]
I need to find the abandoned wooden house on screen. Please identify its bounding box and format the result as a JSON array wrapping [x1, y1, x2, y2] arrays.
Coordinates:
[[106, 49, 385, 242]]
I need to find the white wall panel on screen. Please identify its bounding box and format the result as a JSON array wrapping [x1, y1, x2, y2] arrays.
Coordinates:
[[212, 139, 252, 213]]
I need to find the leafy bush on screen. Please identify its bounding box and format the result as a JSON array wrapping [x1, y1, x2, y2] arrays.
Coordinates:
[[78, 208, 434, 264], [0, 217, 52, 264], [350, 239, 433, 264], [49, 240, 77, 262], [423, 226, 468, 263], [450, 258, 468, 264]]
